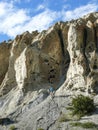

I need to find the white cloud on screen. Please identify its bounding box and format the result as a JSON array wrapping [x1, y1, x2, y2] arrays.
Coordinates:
[[0, 1, 59, 38], [1, 0, 31, 4], [1, 10, 30, 37], [0, 2, 13, 17], [62, 3, 98, 21], [24, 9, 58, 32], [35, 4, 46, 11], [0, 1, 98, 39], [0, 1, 30, 37], [7, 9, 58, 37]]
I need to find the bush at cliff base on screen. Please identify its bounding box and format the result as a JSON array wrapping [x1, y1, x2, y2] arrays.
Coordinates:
[[67, 95, 95, 117]]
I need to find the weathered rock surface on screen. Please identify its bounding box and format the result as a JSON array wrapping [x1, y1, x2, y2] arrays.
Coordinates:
[[0, 12, 98, 130], [0, 41, 12, 85]]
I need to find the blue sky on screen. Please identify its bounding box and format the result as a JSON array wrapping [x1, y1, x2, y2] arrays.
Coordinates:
[[0, 0, 98, 42]]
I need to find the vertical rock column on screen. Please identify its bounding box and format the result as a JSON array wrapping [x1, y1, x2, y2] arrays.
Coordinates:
[[85, 20, 98, 93], [14, 48, 27, 89], [66, 24, 86, 91], [0, 41, 17, 95]]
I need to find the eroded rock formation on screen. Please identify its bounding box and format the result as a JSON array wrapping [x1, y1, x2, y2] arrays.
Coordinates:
[[0, 12, 98, 129]]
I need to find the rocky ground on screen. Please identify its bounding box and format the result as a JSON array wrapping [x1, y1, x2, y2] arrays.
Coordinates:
[[0, 90, 98, 130]]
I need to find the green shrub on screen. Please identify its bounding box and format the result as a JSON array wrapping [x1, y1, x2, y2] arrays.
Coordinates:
[[81, 122, 97, 128], [37, 128, 44, 130], [9, 125, 15, 130], [70, 122, 81, 127], [58, 114, 70, 122], [70, 122, 97, 129], [67, 95, 95, 117]]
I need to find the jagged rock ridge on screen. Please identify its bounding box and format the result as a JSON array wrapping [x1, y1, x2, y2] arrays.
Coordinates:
[[0, 12, 98, 130]]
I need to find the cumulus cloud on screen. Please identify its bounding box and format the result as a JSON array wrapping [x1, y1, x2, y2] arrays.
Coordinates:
[[6, 9, 58, 37], [0, 1, 59, 38], [24, 9, 58, 32], [62, 3, 98, 21], [0, 2, 13, 17], [0, 1, 30, 37], [0, 0, 98, 39]]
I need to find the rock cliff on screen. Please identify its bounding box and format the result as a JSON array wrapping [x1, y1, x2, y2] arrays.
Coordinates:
[[0, 12, 98, 130]]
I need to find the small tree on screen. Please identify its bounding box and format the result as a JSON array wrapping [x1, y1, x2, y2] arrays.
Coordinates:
[[9, 125, 15, 130], [67, 95, 95, 117]]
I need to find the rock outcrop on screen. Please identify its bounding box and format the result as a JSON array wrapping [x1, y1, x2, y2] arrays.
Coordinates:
[[0, 12, 98, 130]]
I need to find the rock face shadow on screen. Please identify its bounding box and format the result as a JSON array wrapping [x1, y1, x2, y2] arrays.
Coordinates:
[[0, 118, 14, 126]]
